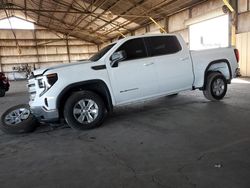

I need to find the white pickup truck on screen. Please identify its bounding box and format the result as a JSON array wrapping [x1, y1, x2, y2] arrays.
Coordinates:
[[28, 34, 239, 130]]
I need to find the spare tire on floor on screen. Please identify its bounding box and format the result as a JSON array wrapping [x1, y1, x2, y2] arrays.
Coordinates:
[[0, 104, 38, 134]]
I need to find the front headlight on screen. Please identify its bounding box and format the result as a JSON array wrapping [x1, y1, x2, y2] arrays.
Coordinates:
[[38, 73, 58, 97], [47, 73, 58, 86]]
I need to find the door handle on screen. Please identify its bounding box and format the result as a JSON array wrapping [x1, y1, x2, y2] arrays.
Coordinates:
[[144, 62, 154, 66], [180, 57, 189, 61]]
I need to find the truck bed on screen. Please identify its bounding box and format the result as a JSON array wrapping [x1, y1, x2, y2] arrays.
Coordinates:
[[190, 47, 238, 88]]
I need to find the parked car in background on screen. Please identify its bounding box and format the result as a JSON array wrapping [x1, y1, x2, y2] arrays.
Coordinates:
[[0, 72, 10, 97]]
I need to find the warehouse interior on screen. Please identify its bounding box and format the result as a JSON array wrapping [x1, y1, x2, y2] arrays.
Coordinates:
[[0, 0, 250, 188], [0, 0, 249, 78]]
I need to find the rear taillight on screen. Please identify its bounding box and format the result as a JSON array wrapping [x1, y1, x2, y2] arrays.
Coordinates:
[[234, 49, 239, 63]]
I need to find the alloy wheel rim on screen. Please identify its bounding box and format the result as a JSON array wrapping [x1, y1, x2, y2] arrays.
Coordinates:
[[4, 108, 30, 125], [212, 78, 225, 96], [73, 99, 99, 124]]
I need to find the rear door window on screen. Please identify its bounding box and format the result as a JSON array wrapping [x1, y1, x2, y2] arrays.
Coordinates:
[[146, 36, 182, 57]]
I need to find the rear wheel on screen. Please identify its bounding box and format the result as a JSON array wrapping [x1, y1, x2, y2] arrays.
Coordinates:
[[64, 91, 106, 130], [203, 72, 227, 101], [0, 104, 38, 134]]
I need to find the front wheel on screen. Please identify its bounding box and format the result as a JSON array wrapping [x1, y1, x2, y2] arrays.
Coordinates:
[[203, 72, 227, 101], [64, 91, 106, 130]]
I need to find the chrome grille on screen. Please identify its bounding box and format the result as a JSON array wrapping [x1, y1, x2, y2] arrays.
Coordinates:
[[28, 79, 36, 101]]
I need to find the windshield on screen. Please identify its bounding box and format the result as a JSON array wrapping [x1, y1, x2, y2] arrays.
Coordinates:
[[89, 43, 116, 62]]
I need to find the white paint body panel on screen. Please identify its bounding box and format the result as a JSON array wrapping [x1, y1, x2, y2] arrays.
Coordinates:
[[191, 47, 238, 87], [153, 37, 193, 94], [108, 57, 158, 105]]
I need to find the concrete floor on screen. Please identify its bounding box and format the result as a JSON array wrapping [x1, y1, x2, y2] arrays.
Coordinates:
[[0, 79, 250, 188]]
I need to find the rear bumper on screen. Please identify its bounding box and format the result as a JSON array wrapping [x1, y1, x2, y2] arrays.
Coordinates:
[[235, 68, 241, 77], [30, 106, 59, 123]]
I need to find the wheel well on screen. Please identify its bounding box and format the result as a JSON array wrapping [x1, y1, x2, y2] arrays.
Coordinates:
[[57, 80, 113, 119], [203, 59, 232, 89], [203, 70, 225, 90]]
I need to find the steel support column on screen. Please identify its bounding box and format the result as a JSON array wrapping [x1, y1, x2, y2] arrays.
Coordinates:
[[66, 36, 71, 63]]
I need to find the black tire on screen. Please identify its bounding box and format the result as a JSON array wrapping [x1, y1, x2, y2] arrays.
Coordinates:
[[5, 85, 9, 92], [64, 91, 106, 130], [0, 87, 5, 97], [203, 72, 227, 101], [0, 104, 38, 134], [168, 93, 178, 97]]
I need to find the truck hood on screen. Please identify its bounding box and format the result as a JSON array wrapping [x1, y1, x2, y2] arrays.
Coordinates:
[[32, 60, 92, 76]]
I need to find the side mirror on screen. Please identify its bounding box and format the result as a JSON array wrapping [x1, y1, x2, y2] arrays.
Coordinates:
[[110, 50, 127, 67]]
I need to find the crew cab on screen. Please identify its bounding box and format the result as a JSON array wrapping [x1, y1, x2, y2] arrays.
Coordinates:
[[28, 34, 239, 130]]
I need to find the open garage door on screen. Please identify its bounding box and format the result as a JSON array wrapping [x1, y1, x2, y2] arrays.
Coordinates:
[[189, 15, 229, 50]]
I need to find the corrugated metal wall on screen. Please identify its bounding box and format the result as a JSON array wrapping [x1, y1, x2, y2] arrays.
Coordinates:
[[237, 0, 250, 76], [236, 32, 250, 76], [130, 0, 225, 44], [0, 26, 98, 80]]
